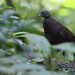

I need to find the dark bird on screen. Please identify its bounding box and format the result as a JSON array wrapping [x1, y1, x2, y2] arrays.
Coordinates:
[[38, 10, 75, 45]]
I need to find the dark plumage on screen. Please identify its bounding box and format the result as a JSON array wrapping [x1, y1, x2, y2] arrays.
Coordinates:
[[38, 10, 75, 45]]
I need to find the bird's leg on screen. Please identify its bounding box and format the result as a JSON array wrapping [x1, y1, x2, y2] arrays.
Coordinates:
[[73, 53, 75, 62], [52, 49, 67, 62], [52, 49, 61, 56]]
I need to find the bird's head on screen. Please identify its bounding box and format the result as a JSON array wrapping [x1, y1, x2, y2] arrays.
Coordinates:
[[38, 10, 51, 18]]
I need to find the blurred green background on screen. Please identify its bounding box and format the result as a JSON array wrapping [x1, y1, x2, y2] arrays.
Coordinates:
[[0, 0, 75, 34]]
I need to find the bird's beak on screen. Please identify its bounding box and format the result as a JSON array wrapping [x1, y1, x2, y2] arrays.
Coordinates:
[[38, 14, 42, 17]]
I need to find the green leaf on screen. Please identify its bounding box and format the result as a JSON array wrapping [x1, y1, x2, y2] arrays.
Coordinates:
[[4, 6, 13, 9], [14, 32, 29, 36], [0, 54, 27, 66], [3, 9, 14, 18], [9, 16, 19, 19], [53, 42, 75, 52], [0, 49, 6, 57], [21, 34, 51, 54], [31, 57, 44, 63]]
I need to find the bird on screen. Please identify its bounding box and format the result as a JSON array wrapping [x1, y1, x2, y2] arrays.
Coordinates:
[[38, 10, 75, 45]]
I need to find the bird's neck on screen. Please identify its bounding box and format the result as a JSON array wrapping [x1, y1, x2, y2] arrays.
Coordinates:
[[44, 17, 56, 27], [44, 16, 51, 19]]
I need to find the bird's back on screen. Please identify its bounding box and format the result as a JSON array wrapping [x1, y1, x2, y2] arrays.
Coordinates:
[[43, 18, 75, 45]]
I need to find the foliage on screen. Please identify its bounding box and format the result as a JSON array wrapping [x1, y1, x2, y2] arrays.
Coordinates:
[[0, 0, 75, 75]]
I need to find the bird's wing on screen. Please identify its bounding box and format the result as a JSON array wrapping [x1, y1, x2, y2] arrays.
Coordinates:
[[58, 25, 75, 42]]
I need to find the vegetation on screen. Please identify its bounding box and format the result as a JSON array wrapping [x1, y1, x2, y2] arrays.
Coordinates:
[[0, 0, 75, 75]]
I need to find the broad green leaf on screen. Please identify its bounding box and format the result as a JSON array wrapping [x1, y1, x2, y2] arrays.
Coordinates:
[[53, 42, 75, 52], [13, 64, 45, 71], [3, 9, 14, 18], [21, 34, 51, 54], [23, 71, 68, 75], [0, 54, 27, 66]]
